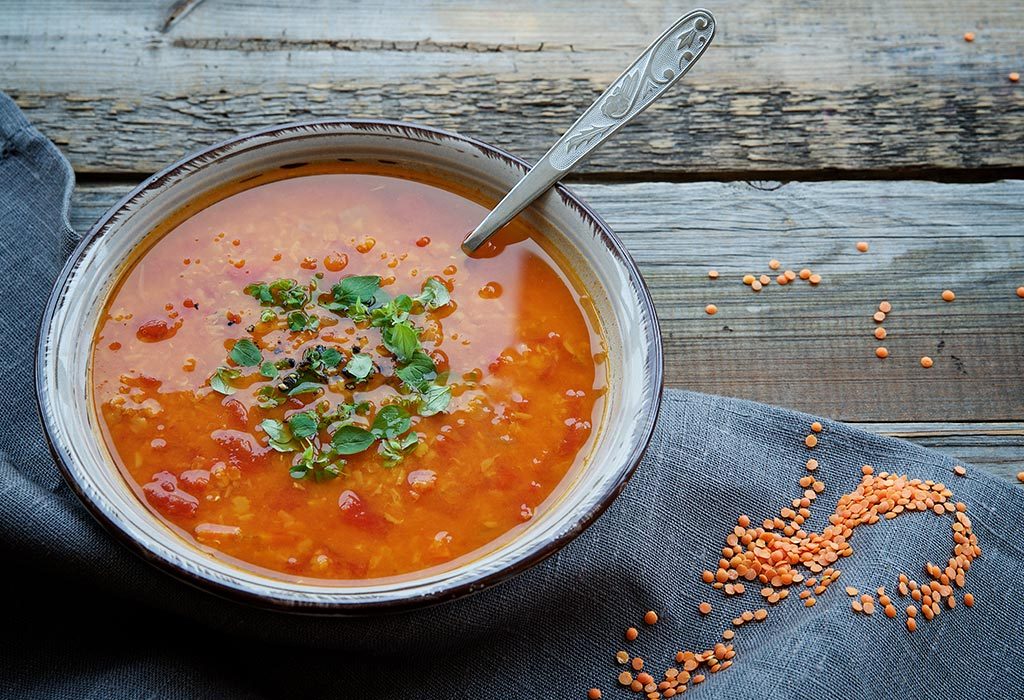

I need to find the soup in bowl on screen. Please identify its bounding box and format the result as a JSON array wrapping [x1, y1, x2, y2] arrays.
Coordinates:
[[37, 121, 662, 612]]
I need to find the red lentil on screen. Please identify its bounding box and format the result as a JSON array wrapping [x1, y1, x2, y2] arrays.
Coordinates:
[[875, 347, 889, 359], [1011, 72, 1020, 83], [626, 627, 639, 641], [743, 274, 755, 286], [953, 465, 966, 477], [873, 311, 886, 323], [699, 602, 712, 615], [856, 241, 869, 252], [777, 274, 789, 285], [632, 657, 644, 671], [644, 611, 659, 625], [806, 458, 818, 471], [705, 304, 718, 315], [874, 327, 887, 340], [751, 280, 763, 292], [920, 356, 933, 368], [964, 32, 975, 42], [964, 593, 975, 607], [708, 270, 720, 280], [616, 651, 629, 664], [809, 273, 822, 285], [588, 688, 602, 699], [805, 434, 818, 448], [941, 289, 956, 302], [799, 269, 812, 280], [878, 301, 892, 313]]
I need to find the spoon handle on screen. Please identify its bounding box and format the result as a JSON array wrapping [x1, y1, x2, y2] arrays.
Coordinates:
[[462, 8, 717, 253]]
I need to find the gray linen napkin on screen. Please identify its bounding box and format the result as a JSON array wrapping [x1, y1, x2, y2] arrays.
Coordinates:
[[2, 92, 1022, 700]]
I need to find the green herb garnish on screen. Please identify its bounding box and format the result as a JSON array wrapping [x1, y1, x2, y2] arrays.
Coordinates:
[[210, 366, 242, 395], [229, 338, 262, 367]]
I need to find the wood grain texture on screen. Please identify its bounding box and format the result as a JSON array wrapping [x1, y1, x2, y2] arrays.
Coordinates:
[[68, 179, 1024, 480], [4, 0, 1024, 176]]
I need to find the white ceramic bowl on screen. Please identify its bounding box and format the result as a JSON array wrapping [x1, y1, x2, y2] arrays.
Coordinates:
[[36, 121, 663, 613]]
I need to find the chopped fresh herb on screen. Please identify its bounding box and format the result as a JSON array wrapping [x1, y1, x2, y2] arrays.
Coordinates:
[[395, 350, 436, 391], [379, 432, 420, 466], [299, 345, 343, 380], [255, 385, 284, 408], [287, 411, 320, 440], [229, 338, 262, 367], [383, 322, 419, 362], [287, 381, 324, 397], [416, 277, 451, 310], [210, 366, 242, 395], [289, 443, 344, 482], [260, 418, 298, 452], [329, 275, 382, 310], [331, 425, 376, 455], [344, 353, 374, 381], [287, 310, 319, 332], [245, 278, 311, 310], [259, 361, 279, 379], [260, 309, 277, 323], [419, 383, 452, 417], [372, 405, 412, 439]]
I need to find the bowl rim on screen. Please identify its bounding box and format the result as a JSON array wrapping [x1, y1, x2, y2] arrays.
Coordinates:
[[35, 118, 664, 614]]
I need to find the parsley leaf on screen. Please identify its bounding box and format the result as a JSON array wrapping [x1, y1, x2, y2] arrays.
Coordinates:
[[330, 275, 381, 310], [331, 425, 376, 455], [379, 432, 420, 466], [229, 338, 262, 367], [287, 411, 320, 440], [344, 353, 374, 381], [416, 278, 451, 310], [287, 310, 319, 332], [395, 351, 436, 391], [383, 322, 419, 362], [372, 405, 412, 439], [259, 361, 279, 379], [419, 384, 452, 417], [287, 381, 324, 397], [260, 418, 299, 452], [210, 367, 242, 395], [255, 385, 284, 408]]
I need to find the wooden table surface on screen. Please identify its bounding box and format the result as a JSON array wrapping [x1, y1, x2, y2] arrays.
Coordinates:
[[4, 1, 1022, 480]]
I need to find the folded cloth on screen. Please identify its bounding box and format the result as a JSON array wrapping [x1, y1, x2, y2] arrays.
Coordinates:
[[2, 92, 1022, 700]]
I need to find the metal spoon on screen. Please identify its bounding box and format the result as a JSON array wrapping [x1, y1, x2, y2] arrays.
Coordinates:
[[461, 8, 717, 254]]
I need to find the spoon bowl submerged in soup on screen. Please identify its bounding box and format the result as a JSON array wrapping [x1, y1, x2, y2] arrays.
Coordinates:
[[91, 164, 606, 582]]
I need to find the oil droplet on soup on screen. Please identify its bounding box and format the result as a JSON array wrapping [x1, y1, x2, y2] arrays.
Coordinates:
[[91, 168, 605, 581]]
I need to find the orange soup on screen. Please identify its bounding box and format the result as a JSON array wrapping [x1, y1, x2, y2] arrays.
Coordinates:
[[91, 166, 606, 581]]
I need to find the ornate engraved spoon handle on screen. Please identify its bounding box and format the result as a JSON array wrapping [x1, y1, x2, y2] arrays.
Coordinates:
[[462, 8, 716, 253]]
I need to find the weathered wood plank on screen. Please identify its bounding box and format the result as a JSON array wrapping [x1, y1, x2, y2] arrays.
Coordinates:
[[68, 178, 1024, 425], [4, 0, 1024, 176]]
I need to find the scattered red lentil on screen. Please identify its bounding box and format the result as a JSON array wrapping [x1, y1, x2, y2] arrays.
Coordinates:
[[799, 269, 812, 280], [1010, 72, 1020, 83], [878, 301, 892, 313], [784, 270, 797, 282], [963, 32, 975, 42], [856, 241, 869, 252], [809, 273, 822, 285], [875, 347, 889, 359], [644, 611, 659, 625], [752, 280, 763, 292], [759, 275, 771, 286], [941, 289, 956, 302], [625, 627, 638, 641], [708, 270, 719, 280], [920, 356, 933, 368], [743, 274, 755, 286], [874, 327, 887, 340], [805, 434, 818, 448], [632, 657, 644, 671], [811, 422, 823, 433], [599, 420, 984, 696], [705, 304, 718, 316], [873, 311, 886, 323], [953, 465, 966, 477], [1018, 472, 1024, 483], [777, 274, 788, 285], [769, 259, 781, 270], [588, 688, 602, 699], [1016, 286, 1024, 298]]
